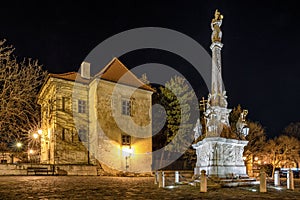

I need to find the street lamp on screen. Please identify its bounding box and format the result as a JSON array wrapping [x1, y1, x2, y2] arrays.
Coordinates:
[[16, 142, 22, 148], [28, 149, 34, 166], [122, 146, 134, 171], [33, 133, 39, 139], [31, 130, 41, 164]]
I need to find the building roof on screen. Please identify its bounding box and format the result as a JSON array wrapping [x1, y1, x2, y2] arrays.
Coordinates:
[[49, 72, 90, 84], [96, 57, 154, 91], [48, 57, 154, 91]]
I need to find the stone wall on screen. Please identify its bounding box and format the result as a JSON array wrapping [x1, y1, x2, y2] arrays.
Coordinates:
[[0, 164, 97, 176], [92, 79, 152, 173], [38, 77, 91, 165]]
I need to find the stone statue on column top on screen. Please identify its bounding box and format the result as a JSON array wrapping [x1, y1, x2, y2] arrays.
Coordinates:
[[211, 9, 223, 43], [193, 118, 202, 140], [236, 110, 248, 136]]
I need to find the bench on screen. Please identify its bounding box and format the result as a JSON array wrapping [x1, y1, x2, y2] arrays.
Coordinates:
[[27, 167, 52, 175]]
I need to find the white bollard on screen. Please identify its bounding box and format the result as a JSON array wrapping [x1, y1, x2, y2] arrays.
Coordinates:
[[175, 171, 179, 183], [200, 170, 207, 193], [274, 170, 280, 186], [154, 171, 158, 184], [260, 169, 267, 193], [287, 169, 294, 190]]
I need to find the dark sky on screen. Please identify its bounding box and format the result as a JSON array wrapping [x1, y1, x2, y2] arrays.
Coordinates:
[[1, 0, 299, 138]]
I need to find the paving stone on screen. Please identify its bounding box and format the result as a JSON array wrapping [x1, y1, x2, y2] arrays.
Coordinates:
[[0, 176, 299, 199]]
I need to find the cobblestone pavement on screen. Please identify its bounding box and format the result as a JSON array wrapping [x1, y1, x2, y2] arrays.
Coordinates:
[[0, 176, 300, 200]]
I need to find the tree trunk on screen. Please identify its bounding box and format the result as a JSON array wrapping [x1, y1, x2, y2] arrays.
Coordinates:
[[271, 165, 275, 179]]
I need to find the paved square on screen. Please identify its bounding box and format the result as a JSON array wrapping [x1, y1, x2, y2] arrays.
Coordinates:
[[0, 176, 300, 199]]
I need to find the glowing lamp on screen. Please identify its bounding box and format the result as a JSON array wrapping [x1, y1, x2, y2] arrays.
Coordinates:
[[38, 129, 42, 135], [122, 146, 134, 157], [33, 133, 38, 139], [16, 142, 22, 148]]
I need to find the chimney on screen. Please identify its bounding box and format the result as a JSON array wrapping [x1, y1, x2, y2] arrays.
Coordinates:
[[81, 61, 90, 79]]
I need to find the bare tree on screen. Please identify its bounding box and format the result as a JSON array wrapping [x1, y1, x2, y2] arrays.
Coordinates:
[[283, 122, 300, 140], [0, 39, 47, 157], [265, 135, 300, 178], [244, 121, 266, 156]]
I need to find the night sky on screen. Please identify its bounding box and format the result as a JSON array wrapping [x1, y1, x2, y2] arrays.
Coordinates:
[[1, 0, 299, 138]]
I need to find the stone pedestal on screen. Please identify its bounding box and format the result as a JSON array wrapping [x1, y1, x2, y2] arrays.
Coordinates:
[[260, 169, 267, 192], [200, 170, 207, 192], [193, 137, 248, 178], [287, 169, 294, 190]]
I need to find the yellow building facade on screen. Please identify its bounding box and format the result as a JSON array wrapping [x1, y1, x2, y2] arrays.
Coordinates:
[[37, 58, 153, 173]]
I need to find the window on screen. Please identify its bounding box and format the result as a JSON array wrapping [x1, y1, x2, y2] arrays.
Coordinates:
[[78, 100, 87, 113], [78, 129, 87, 142], [62, 128, 65, 141], [122, 135, 131, 146], [62, 97, 70, 111], [121, 99, 131, 116], [71, 130, 74, 143]]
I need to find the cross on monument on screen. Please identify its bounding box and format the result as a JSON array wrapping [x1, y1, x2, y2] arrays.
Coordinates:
[[199, 97, 208, 112]]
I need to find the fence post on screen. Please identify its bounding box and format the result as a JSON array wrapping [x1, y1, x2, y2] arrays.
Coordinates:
[[260, 169, 267, 193], [274, 170, 280, 186], [287, 169, 294, 190], [200, 170, 207, 193]]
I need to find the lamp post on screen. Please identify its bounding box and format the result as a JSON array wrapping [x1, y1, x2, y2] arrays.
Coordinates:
[[30, 129, 42, 164], [28, 149, 34, 166], [12, 142, 23, 163], [122, 146, 134, 171]]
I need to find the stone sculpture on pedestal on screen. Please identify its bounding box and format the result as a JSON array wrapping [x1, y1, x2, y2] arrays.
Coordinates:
[[193, 10, 249, 178]]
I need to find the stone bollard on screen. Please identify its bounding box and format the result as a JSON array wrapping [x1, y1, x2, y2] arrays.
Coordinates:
[[175, 171, 179, 183], [274, 170, 280, 186], [200, 170, 207, 193], [260, 169, 267, 193], [158, 171, 165, 188], [154, 171, 158, 184], [287, 169, 294, 190]]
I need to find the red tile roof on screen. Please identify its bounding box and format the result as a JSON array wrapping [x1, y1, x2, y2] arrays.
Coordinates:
[[48, 58, 154, 92], [49, 72, 90, 84], [96, 58, 154, 91]]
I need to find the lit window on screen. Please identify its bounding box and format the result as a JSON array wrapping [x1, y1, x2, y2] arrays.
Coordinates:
[[78, 100, 87, 113], [121, 99, 131, 116], [78, 129, 87, 142], [122, 135, 131, 146]]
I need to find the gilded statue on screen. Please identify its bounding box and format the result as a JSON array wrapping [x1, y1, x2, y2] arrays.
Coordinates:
[[236, 109, 248, 137], [211, 9, 223, 43]]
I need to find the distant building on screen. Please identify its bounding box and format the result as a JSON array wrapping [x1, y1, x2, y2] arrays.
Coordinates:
[[37, 58, 153, 173], [0, 153, 21, 164]]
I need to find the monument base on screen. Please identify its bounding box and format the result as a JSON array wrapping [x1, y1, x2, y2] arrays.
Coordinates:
[[193, 137, 248, 178]]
